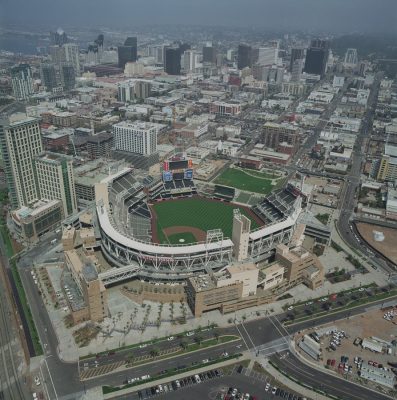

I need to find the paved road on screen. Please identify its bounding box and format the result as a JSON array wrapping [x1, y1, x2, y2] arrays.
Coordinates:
[[270, 352, 390, 400]]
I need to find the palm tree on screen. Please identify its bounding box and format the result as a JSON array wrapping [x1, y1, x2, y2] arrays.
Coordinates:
[[214, 332, 220, 342], [150, 348, 159, 358]]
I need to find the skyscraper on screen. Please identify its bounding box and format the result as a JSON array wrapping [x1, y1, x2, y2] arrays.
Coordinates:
[[34, 152, 77, 217], [40, 63, 58, 91], [237, 44, 252, 70], [257, 47, 278, 66], [118, 37, 138, 68], [182, 49, 200, 73], [11, 64, 34, 100], [164, 47, 181, 75], [60, 64, 76, 90], [290, 48, 305, 71], [203, 46, 216, 64], [344, 48, 358, 67], [63, 43, 81, 76], [50, 28, 68, 46], [0, 114, 43, 209], [304, 39, 329, 77]]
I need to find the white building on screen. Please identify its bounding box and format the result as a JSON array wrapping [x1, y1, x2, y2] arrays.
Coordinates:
[[11, 64, 34, 100], [34, 152, 77, 217], [258, 46, 278, 66], [182, 49, 201, 73], [344, 48, 358, 68], [112, 121, 157, 155], [63, 43, 81, 76], [124, 62, 145, 77]]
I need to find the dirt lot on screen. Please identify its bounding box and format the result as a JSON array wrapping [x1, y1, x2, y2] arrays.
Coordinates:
[[356, 222, 397, 264], [297, 308, 397, 395]]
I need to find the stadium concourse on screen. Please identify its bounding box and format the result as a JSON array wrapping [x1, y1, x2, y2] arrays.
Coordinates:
[[93, 157, 303, 284]]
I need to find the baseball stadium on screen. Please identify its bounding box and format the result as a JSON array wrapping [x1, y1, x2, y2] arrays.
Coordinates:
[[95, 157, 302, 284]]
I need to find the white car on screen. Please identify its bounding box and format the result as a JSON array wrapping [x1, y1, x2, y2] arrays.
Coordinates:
[[305, 301, 313, 306], [265, 383, 270, 392], [287, 306, 294, 311], [271, 386, 277, 394], [186, 331, 194, 337], [32, 393, 37, 400], [194, 374, 201, 383], [34, 376, 41, 386], [167, 336, 175, 341], [202, 359, 209, 363], [139, 344, 147, 348]]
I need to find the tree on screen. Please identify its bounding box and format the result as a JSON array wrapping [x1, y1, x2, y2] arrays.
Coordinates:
[[150, 348, 159, 358], [194, 335, 203, 346], [214, 332, 220, 342]]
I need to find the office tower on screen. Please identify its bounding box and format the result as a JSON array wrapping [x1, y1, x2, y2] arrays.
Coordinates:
[[237, 44, 252, 70], [112, 121, 157, 156], [203, 46, 216, 64], [261, 122, 299, 152], [257, 47, 278, 66], [291, 58, 304, 82], [164, 47, 181, 75], [34, 152, 77, 217], [50, 28, 68, 46], [60, 64, 75, 90], [290, 48, 305, 71], [118, 37, 138, 68], [0, 114, 43, 209], [182, 49, 200, 73], [344, 48, 358, 66], [11, 64, 34, 100], [49, 45, 65, 65], [40, 63, 58, 91], [304, 39, 329, 77], [226, 49, 235, 61], [63, 43, 81, 76]]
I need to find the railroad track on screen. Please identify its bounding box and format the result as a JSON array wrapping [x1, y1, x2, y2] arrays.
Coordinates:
[[0, 276, 26, 399]]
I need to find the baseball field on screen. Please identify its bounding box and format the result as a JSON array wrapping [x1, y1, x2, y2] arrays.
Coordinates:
[[150, 196, 263, 245]]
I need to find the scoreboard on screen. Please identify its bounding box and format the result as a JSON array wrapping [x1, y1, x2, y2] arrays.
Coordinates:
[[163, 159, 193, 171], [162, 171, 173, 182]]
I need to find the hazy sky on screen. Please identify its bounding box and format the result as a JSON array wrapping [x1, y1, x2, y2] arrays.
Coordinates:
[[1, 0, 396, 33]]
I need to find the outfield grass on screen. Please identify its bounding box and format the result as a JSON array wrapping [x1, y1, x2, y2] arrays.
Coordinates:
[[214, 168, 274, 194], [152, 197, 260, 244]]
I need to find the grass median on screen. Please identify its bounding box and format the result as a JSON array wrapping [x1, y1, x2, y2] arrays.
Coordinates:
[[80, 324, 219, 361]]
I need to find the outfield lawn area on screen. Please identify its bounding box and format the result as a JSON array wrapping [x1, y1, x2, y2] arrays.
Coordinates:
[[214, 168, 274, 194], [152, 197, 260, 244]]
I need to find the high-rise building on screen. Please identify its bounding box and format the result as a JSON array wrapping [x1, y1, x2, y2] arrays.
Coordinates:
[[63, 43, 81, 76], [304, 39, 329, 77], [290, 48, 305, 71], [112, 121, 157, 155], [11, 64, 34, 100], [237, 44, 252, 70], [257, 46, 278, 66], [118, 37, 138, 69], [117, 79, 151, 102], [60, 64, 76, 90], [164, 47, 181, 75], [291, 58, 304, 82], [203, 46, 216, 64], [40, 63, 58, 91], [182, 49, 200, 73], [34, 152, 77, 217], [50, 28, 68, 46], [0, 114, 43, 209], [344, 48, 358, 67]]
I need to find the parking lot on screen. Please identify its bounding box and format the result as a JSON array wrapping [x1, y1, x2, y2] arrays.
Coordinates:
[[114, 362, 307, 400]]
